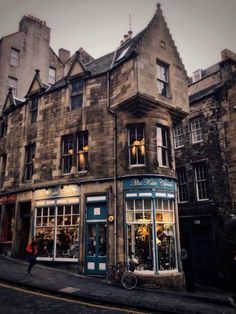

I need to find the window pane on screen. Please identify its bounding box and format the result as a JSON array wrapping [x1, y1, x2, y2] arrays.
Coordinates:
[[71, 94, 83, 110]]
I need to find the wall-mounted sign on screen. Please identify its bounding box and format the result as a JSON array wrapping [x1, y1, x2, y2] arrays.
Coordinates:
[[124, 177, 176, 191], [0, 194, 17, 204], [94, 208, 101, 215]]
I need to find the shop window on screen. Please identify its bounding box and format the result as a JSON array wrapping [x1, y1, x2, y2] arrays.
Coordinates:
[[24, 144, 35, 181], [8, 76, 18, 96], [177, 168, 188, 203], [35, 204, 80, 259], [128, 125, 145, 166], [157, 126, 170, 167], [10, 48, 20, 67], [194, 162, 209, 201], [71, 78, 83, 110], [29, 97, 39, 123], [174, 124, 184, 148], [49, 67, 56, 85], [126, 198, 177, 272], [190, 117, 203, 144], [0, 154, 7, 188], [61, 134, 73, 174], [76, 131, 88, 172], [157, 61, 170, 97]]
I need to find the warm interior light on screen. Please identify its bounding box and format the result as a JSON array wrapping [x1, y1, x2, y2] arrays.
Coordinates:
[[68, 148, 73, 155], [83, 145, 88, 152]]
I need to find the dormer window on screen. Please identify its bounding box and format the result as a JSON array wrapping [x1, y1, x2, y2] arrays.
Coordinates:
[[30, 97, 39, 123], [71, 78, 83, 110]]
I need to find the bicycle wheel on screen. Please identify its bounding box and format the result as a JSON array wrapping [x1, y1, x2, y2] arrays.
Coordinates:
[[106, 267, 116, 284], [121, 271, 137, 290]]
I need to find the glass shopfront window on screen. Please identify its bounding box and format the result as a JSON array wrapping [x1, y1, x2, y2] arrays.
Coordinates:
[[35, 204, 80, 260], [126, 198, 177, 273]]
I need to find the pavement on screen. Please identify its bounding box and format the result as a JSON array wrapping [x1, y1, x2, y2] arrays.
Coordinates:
[[0, 255, 235, 314]]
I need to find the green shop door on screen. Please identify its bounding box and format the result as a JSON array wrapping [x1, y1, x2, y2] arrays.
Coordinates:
[[85, 202, 107, 275]]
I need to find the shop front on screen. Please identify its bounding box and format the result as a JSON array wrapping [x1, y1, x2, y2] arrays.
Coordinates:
[[123, 177, 181, 277], [34, 185, 80, 262]]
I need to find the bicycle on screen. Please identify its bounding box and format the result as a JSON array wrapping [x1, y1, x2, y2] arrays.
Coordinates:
[[106, 261, 138, 290]]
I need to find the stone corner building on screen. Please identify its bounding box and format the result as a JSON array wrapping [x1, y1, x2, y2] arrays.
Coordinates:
[[0, 4, 189, 289], [175, 49, 236, 289]]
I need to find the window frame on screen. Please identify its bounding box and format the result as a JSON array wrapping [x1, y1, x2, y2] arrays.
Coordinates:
[[29, 97, 39, 124], [10, 48, 20, 67], [70, 78, 84, 110], [190, 117, 203, 144], [49, 67, 56, 85], [194, 162, 209, 201], [8, 76, 18, 96], [157, 61, 170, 97], [24, 143, 35, 182], [173, 124, 184, 148], [157, 125, 170, 168], [177, 168, 188, 203], [61, 134, 73, 174], [76, 131, 88, 172], [0, 154, 7, 188], [128, 124, 145, 166]]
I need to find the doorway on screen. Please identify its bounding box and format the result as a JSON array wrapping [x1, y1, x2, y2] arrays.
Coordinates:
[[85, 201, 107, 275]]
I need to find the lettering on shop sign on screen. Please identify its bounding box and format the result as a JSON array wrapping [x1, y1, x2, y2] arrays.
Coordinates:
[[127, 178, 175, 190]]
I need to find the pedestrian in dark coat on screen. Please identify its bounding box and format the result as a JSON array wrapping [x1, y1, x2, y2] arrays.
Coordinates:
[[26, 237, 38, 275]]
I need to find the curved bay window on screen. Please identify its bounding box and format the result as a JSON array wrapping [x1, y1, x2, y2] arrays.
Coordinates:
[[126, 197, 177, 273], [35, 204, 80, 260]]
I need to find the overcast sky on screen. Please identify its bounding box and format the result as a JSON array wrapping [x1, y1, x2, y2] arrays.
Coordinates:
[[0, 0, 236, 76]]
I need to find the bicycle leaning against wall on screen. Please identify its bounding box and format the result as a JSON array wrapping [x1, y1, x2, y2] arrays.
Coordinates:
[[106, 261, 138, 290]]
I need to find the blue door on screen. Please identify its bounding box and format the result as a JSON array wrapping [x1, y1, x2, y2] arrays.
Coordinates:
[[85, 202, 107, 275]]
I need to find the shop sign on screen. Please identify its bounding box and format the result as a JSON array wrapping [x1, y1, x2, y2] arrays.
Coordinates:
[[124, 177, 176, 191], [0, 194, 17, 204], [35, 185, 80, 200]]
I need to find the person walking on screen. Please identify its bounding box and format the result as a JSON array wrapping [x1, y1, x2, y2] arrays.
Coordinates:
[[26, 237, 38, 276]]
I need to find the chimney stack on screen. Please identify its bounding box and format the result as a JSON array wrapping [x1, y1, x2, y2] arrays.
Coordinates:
[[59, 48, 71, 64]]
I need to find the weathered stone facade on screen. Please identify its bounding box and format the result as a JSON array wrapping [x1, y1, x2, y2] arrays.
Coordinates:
[[176, 49, 236, 288], [0, 5, 188, 289]]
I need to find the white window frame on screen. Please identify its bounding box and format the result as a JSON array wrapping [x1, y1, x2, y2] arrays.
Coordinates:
[[190, 117, 203, 144], [157, 61, 170, 97], [128, 125, 145, 166], [157, 126, 169, 167], [194, 163, 209, 201], [174, 124, 184, 148]]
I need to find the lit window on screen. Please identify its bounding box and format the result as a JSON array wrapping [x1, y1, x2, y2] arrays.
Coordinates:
[[49, 67, 56, 85], [30, 97, 38, 123], [174, 124, 184, 148], [24, 144, 35, 181], [177, 168, 188, 203], [61, 134, 73, 174], [35, 204, 79, 259], [128, 125, 145, 166], [157, 126, 169, 167], [157, 61, 170, 97], [76, 131, 88, 172], [8, 77, 18, 96], [10, 48, 20, 67], [190, 117, 203, 143], [71, 79, 83, 110], [194, 162, 209, 201]]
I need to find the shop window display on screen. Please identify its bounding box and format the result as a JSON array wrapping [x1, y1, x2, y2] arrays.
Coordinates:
[[126, 198, 177, 272], [35, 204, 79, 259]]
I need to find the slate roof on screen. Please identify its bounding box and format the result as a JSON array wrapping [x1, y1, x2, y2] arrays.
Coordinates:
[[189, 82, 223, 104]]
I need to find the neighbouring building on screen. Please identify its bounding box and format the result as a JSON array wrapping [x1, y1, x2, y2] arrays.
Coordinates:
[[0, 14, 65, 109], [175, 49, 236, 289], [0, 4, 189, 289]]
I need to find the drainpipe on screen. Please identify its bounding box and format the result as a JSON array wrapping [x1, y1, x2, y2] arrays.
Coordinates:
[[106, 71, 118, 265]]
